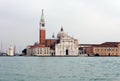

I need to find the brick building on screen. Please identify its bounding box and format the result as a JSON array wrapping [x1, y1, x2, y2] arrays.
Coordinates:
[[79, 42, 120, 56], [92, 42, 120, 56], [26, 10, 79, 56]]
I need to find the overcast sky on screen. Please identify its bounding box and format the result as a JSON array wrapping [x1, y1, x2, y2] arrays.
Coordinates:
[[1, 0, 120, 53]]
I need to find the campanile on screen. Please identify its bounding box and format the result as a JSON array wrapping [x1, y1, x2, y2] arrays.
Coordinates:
[[39, 9, 46, 45]]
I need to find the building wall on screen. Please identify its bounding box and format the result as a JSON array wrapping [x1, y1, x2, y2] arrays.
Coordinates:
[[93, 47, 120, 56], [55, 36, 78, 56], [40, 29, 46, 45], [7, 46, 15, 56], [78, 44, 94, 54], [45, 39, 56, 47], [27, 47, 32, 56], [78, 43, 120, 56], [27, 46, 51, 56], [86, 47, 93, 54]]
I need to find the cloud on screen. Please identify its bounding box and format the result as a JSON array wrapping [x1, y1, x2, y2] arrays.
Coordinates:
[[0, 0, 120, 52]]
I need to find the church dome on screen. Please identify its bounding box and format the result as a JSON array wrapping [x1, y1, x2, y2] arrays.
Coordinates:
[[57, 27, 67, 38]]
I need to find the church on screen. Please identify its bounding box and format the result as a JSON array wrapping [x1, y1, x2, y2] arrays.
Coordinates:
[[26, 10, 79, 56]]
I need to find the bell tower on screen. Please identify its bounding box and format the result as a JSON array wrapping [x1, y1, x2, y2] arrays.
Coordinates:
[[39, 9, 46, 45]]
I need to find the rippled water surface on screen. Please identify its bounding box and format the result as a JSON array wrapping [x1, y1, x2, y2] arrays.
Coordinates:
[[0, 57, 120, 81]]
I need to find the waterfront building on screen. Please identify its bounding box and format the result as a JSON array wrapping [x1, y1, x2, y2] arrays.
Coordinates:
[[55, 27, 78, 56], [79, 42, 120, 56], [27, 45, 51, 56], [26, 10, 79, 56], [79, 44, 98, 54], [92, 42, 120, 56], [7, 46, 15, 56]]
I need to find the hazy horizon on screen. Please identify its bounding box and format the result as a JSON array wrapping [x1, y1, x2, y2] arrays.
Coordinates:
[[1, 0, 120, 53]]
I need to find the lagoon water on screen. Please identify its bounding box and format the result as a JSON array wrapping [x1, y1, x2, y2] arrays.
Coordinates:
[[0, 57, 120, 81]]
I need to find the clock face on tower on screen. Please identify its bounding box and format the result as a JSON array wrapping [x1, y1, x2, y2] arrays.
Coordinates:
[[42, 24, 45, 27]]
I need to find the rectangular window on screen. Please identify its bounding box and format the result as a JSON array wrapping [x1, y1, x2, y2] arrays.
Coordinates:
[[112, 49, 114, 51], [98, 49, 99, 51], [38, 51, 39, 54], [101, 49, 103, 51]]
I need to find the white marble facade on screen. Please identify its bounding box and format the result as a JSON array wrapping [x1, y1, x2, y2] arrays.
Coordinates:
[[55, 28, 79, 56]]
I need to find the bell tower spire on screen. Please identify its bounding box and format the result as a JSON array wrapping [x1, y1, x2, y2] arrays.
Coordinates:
[[40, 9, 45, 28], [39, 9, 46, 45]]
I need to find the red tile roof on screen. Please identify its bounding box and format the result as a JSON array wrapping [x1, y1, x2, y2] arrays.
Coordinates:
[[93, 42, 120, 47], [28, 45, 49, 48]]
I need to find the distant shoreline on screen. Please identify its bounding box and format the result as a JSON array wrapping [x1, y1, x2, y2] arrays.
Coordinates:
[[0, 55, 120, 57]]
